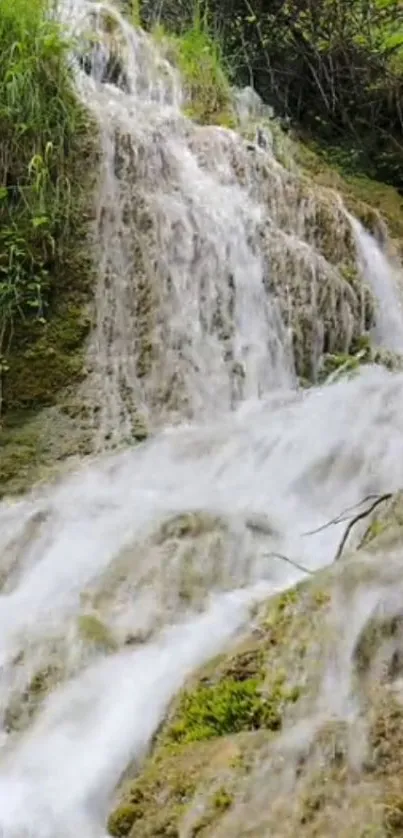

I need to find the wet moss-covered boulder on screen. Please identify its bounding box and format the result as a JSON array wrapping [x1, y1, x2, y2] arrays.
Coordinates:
[[108, 493, 403, 837]]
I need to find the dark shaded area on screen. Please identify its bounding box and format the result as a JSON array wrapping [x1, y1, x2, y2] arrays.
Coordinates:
[[78, 44, 130, 93]]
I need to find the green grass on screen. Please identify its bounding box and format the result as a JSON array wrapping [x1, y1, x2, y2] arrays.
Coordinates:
[[0, 0, 96, 416], [153, 10, 235, 126], [166, 673, 300, 745]]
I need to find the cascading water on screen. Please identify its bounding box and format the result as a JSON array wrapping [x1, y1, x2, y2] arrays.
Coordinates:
[[1, 2, 403, 836], [351, 215, 403, 353], [60, 0, 380, 445], [67, 1, 296, 446]]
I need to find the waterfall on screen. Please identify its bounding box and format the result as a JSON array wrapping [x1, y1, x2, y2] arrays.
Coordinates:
[[68, 1, 295, 447], [59, 0, 381, 446], [1, 3, 403, 836], [351, 215, 403, 353]]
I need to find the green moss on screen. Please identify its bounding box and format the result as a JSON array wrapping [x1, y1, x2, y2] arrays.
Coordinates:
[[212, 787, 233, 811], [108, 578, 332, 837], [313, 589, 331, 607], [0, 429, 38, 491], [166, 677, 281, 744], [4, 307, 91, 412], [165, 635, 302, 745], [316, 335, 403, 384], [4, 663, 63, 732], [108, 804, 144, 837], [296, 141, 403, 241], [188, 786, 235, 836], [362, 519, 388, 547], [318, 352, 361, 383], [262, 587, 300, 637], [29, 666, 60, 696], [0, 402, 95, 498], [77, 614, 117, 652], [108, 748, 197, 837]]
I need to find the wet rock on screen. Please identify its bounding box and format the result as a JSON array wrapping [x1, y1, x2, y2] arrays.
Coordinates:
[[107, 500, 403, 837]]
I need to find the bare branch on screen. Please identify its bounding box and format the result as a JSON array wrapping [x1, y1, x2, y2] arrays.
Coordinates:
[[264, 551, 314, 576], [263, 552, 315, 576], [302, 494, 382, 536], [334, 493, 392, 562]]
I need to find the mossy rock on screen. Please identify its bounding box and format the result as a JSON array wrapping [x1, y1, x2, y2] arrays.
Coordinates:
[[107, 582, 330, 837], [4, 663, 63, 732], [77, 614, 118, 652], [165, 674, 292, 746], [296, 142, 403, 243], [107, 514, 403, 837], [108, 735, 248, 837], [3, 306, 91, 412], [0, 401, 94, 498]]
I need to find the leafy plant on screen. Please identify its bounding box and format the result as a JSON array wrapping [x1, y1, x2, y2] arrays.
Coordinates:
[[0, 2, 89, 365], [141, 0, 403, 190], [167, 673, 299, 744], [152, 6, 234, 125], [0, 0, 95, 417]]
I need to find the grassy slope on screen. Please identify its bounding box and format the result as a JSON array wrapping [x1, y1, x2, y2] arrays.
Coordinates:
[[0, 0, 98, 495], [152, 13, 235, 127]]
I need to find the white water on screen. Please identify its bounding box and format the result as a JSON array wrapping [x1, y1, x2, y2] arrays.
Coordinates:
[[1, 3, 403, 836], [352, 216, 403, 352]]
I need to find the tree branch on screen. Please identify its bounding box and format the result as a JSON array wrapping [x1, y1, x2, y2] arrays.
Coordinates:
[[264, 551, 314, 576], [302, 494, 382, 536], [334, 493, 392, 562]]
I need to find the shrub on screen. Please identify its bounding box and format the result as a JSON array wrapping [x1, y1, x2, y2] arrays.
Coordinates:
[[0, 0, 95, 412]]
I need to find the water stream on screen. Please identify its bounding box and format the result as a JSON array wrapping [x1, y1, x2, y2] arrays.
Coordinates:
[[1, 2, 403, 835]]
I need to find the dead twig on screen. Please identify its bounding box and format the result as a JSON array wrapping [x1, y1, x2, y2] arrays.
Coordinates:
[[302, 494, 381, 536], [334, 493, 392, 562], [264, 551, 314, 576]]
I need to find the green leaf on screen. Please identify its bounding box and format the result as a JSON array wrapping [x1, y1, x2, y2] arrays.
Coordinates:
[[32, 215, 48, 228]]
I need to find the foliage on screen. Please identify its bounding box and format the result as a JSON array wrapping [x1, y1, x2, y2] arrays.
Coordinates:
[[0, 0, 95, 414], [140, 0, 403, 191], [318, 350, 365, 384], [166, 673, 298, 744], [229, 0, 403, 189], [108, 803, 143, 837], [153, 9, 234, 125]]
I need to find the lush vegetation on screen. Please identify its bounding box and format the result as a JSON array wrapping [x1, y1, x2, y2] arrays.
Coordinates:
[[166, 674, 297, 744], [152, 10, 234, 125], [0, 0, 96, 418], [140, 0, 403, 191]]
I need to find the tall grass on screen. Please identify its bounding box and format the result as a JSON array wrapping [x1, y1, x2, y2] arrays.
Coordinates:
[[153, 8, 234, 126], [0, 0, 93, 365]]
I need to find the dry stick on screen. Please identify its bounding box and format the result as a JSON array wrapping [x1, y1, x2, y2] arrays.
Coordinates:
[[264, 551, 314, 577], [334, 493, 393, 563], [302, 494, 382, 537]]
